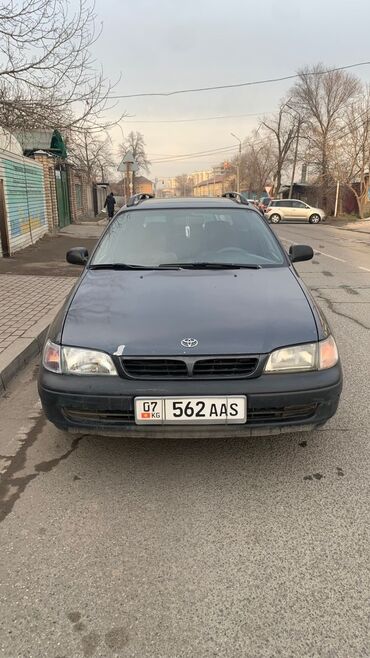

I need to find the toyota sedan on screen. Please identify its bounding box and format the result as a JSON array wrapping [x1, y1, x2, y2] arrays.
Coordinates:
[[38, 194, 342, 438]]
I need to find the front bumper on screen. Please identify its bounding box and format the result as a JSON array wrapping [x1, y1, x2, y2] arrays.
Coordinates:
[[38, 364, 342, 437]]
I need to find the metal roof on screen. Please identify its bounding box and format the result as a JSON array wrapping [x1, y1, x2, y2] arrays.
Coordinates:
[[14, 129, 67, 157]]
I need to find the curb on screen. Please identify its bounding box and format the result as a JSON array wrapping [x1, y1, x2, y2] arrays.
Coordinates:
[[333, 227, 370, 237], [0, 310, 56, 394]]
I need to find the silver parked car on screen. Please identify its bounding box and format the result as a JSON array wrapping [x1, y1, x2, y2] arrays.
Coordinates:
[[265, 199, 325, 224]]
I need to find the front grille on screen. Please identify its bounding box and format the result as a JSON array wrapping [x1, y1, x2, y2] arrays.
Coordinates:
[[63, 404, 317, 427], [123, 359, 188, 378], [193, 358, 258, 377], [63, 409, 135, 424], [248, 404, 317, 424], [122, 356, 259, 379]]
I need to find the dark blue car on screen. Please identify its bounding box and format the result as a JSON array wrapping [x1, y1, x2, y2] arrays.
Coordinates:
[[39, 194, 342, 438]]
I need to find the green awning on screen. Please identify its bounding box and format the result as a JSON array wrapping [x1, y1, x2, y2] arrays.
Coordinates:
[[50, 130, 67, 158]]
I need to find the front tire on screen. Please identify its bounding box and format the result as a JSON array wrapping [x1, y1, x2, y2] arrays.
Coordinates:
[[269, 213, 281, 224], [309, 214, 321, 224]]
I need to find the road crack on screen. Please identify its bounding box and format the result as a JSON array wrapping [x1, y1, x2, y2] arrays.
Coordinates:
[[0, 412, 86, 524], [313, 291, 370, 330]]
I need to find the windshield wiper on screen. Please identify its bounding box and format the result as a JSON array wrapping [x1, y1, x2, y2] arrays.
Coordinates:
[[159, 262, 262, 270], [89, 263, 178, 270]]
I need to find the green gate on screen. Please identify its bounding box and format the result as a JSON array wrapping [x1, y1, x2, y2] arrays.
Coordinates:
[[55, 165, 70, 227]]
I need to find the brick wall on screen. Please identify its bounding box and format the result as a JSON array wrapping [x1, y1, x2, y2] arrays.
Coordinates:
[[33, 153, 58, 231], [67, 166, 91, 222]]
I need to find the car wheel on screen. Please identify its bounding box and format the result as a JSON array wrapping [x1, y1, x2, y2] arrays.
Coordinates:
[[309, 214, 321, 224], [269, 213, 281, 224]]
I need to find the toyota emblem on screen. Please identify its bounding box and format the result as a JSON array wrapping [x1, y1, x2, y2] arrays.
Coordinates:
[[181, 338, 198, 348]]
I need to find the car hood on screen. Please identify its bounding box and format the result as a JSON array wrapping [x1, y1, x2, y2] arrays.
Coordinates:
[[61, 268, 318, 356]]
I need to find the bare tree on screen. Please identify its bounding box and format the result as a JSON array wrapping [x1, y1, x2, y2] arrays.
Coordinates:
[[175, 174, 193, 197], [0, 0, 124, 135], [291, 63, 361, 210], [239, 134, 275, 194], [68, 132, 115, 182], [119, 131, 151, 193], [261, 100, 298, 195], [119, 131, 151, 171], [332, 88, 370, 218]]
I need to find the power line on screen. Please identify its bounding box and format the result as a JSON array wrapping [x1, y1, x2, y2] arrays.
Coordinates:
[[151, 151, 237, 164], [150, 145, 239, 164], [109, 61, 370, 100], [151, 151, 237, 165], [331, 108, 370, 139], [150, 144, 236, 158], [149, 136, 268, 165], [122, 111, 273, 124]]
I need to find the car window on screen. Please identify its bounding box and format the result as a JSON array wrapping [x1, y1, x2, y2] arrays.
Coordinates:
[[91, 208, 286, 267], [292, 200, 306, 208]]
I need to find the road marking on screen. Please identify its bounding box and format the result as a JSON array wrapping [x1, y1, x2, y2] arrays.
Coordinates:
[[280, 237, 295, 245], [278, 236, 370, 271], [279, 239, 346, 262], [315, 251, 346, 263]]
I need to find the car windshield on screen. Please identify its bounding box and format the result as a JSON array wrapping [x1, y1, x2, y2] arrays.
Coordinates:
[[90, 208, 286, 268]]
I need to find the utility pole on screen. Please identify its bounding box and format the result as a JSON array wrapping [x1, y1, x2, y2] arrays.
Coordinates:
[[231, 132, 242, 192], [334, 180, 340, 217], [118, 151, 137, 203], [289, 116, 301, 199], [126, 161, 131, 201]]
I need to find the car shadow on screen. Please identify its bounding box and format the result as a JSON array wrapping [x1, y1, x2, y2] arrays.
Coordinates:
[[62, 427, 334, 487]]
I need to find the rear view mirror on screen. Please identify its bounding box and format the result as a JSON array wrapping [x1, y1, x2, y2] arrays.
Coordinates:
[[289, 244, 314, 263], [66, 247, 89, 265]]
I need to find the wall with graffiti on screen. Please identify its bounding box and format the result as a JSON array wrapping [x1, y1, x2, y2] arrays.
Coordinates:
[[0, 150, 48, 255]]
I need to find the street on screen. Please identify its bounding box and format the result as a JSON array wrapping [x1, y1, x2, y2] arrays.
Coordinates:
[[0, 222, 369, 658]]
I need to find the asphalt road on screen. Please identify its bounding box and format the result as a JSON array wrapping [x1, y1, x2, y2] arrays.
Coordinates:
[[1, 222, 370, 658]]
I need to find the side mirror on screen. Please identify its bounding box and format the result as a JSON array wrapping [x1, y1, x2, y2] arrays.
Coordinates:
[[66, 247, 89, 266], [289, 244, 314, 263]]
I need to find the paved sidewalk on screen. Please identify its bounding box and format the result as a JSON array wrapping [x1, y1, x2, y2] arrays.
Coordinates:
[[0, 274, 75, 355], [0, 224, 102, 277], [326, 218, 370, 235], [0, 224, 102, 391]]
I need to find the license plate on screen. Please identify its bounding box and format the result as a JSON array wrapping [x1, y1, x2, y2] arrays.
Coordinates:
[[135, 396, 247, 425]]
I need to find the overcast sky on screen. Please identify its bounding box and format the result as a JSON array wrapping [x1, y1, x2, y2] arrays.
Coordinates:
[[93, 0, 370, 179]]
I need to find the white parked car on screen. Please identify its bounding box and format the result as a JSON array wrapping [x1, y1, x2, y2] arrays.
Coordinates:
[[265, 199, 325, 224]]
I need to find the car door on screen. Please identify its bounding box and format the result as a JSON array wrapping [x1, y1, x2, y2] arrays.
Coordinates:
[[292, 200, 308, 219], [282, 200, 295, 219]]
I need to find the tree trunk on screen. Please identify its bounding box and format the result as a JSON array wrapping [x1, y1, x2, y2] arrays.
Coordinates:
[[275, 169, 282, 196]]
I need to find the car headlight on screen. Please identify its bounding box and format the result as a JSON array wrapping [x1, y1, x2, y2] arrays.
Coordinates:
[[264, 336, 338, 373], [43, 341, 117, 375]]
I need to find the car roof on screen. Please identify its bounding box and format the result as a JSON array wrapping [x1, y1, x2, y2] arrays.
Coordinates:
[[120, 196, 262, 213]]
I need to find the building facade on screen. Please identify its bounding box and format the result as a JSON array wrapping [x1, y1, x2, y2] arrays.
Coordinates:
[[193, 175, 225, 197], [134, 176, 154, 195], [0, 148, 48, 256]]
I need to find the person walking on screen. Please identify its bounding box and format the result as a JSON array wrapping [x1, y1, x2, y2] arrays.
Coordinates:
[[104, 191, 116, 220]]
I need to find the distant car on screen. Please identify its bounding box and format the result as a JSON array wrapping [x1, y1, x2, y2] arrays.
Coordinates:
[[265, 199, 325, 224], [39, 194, 342, 438], [258, 197, 271, 212]]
